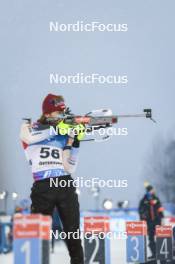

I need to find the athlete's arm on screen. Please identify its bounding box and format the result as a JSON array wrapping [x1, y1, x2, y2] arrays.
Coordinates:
[[20, 122, 51, 145], [62, 137, 80, 174], [138, 198, 146, 220], [156, 197, 164, 218]]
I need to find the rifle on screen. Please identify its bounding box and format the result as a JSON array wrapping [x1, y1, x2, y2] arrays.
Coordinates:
[[46, 108, 155, 125], [23, 108, 156, 142], [46, 108, 156, 142]]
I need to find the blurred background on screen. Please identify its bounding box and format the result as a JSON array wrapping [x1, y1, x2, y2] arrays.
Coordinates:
[[0, 0, 175, 262]]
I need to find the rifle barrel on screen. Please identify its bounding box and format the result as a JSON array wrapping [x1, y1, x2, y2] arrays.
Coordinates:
[[117, 114, 146, 118]]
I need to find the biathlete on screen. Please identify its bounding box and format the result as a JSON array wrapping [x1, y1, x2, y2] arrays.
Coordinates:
[[20, 94, 85, 264]]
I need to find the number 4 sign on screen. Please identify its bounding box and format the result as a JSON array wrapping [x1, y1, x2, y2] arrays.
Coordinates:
[[156, 225, 173, 261]]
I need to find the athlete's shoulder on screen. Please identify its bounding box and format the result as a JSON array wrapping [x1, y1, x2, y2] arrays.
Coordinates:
[[31, 121, 50, 131]]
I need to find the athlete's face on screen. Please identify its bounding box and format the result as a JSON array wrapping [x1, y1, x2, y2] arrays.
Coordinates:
[[45, 111, 64, 118], [149, 189, 155, 195], [48, 111, 60, 117]]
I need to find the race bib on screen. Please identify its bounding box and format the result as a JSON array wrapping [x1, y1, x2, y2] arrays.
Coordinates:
[[29, 145, 64, 173]]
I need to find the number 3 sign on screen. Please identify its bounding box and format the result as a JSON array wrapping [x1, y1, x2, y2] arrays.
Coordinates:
[[126, 221, 147, 263]]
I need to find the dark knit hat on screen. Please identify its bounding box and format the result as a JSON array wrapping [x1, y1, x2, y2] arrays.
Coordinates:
[[144, 181, 154, 192], [146, 185, 154, 192]]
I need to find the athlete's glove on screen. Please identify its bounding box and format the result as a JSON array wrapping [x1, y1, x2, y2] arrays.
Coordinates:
[[57, 120, 72, 136], [57, 121, 85, 141], [73, 124, 85, 141]]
